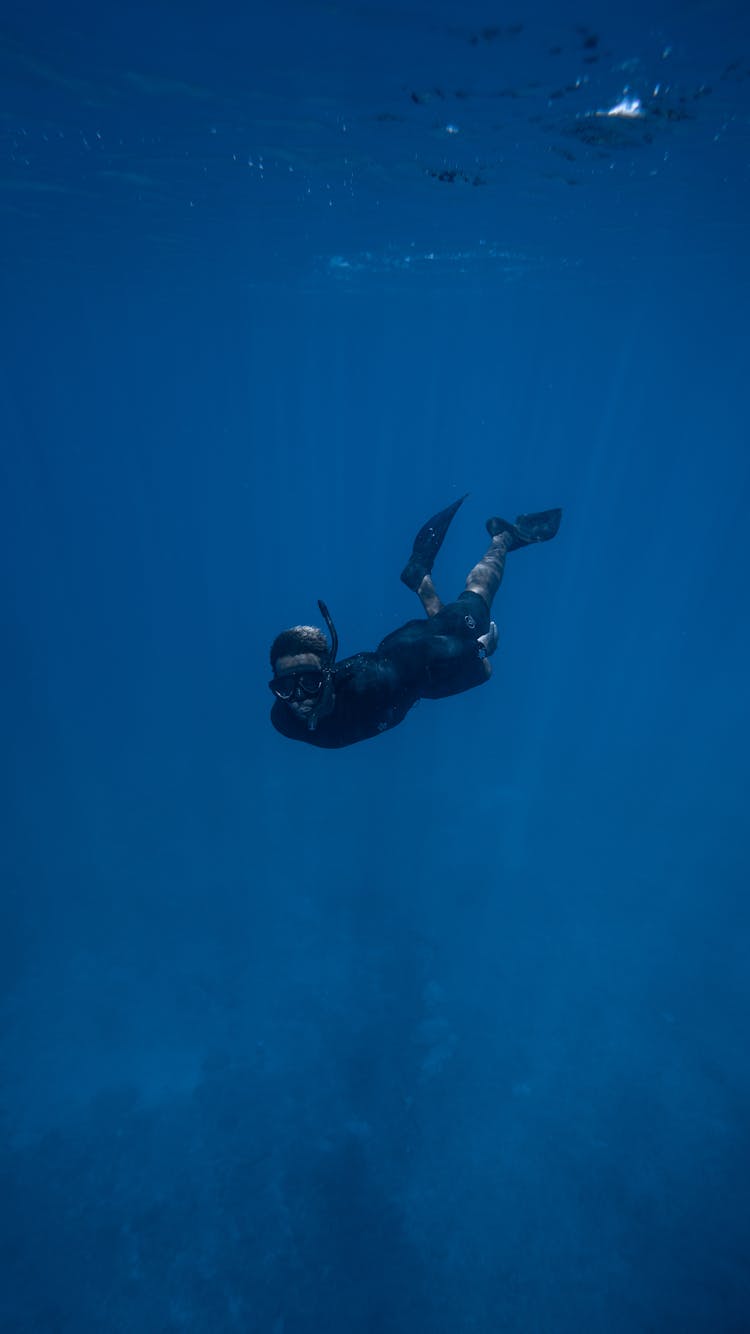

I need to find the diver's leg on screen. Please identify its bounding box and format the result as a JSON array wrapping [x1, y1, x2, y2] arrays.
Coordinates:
[[465, 508, 563, 609], [463, 531, 513, 610], [416, 574, 443, 618]]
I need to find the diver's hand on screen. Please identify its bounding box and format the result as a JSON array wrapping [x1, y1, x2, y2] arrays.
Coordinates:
[[477, 621, 498, 658]]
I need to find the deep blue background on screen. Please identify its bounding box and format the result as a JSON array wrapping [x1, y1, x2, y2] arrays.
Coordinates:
[[2, 2, 749, 1330]]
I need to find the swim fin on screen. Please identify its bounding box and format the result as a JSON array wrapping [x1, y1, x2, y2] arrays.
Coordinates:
[[400, 494, 467, 591], [485, 508, 562, 550]]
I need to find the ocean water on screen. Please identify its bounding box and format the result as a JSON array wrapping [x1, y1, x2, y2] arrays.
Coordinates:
[[2, 1, 749, 1330]]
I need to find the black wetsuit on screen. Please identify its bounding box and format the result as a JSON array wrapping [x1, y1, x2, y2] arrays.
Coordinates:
[[271, 592, 490, 749]]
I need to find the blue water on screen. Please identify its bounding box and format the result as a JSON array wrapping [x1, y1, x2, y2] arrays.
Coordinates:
[[2, 2, 749, 1330]]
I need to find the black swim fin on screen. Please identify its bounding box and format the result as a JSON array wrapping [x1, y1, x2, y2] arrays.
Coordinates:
[[485, 508, 562, 550], [400, 494, 467, 591]]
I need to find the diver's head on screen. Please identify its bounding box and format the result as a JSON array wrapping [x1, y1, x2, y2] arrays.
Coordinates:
[[269, 625, 330, 722]]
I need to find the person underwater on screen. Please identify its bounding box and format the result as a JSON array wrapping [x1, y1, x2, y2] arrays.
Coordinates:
[[269, 496, 562, 749]]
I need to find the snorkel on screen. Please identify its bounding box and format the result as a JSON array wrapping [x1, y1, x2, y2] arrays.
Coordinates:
[[306, 599, 338, 732], [318, 599, 338, 665]]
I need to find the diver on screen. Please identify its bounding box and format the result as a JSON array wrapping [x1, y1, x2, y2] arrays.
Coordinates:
[[269, 496, 562, 749]]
